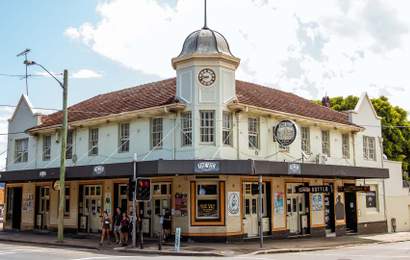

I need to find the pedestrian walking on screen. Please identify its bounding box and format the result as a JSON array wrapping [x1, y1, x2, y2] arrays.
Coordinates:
[[119, 212, 130, 246], [99, 211, 111, 246], [113, 207, 122, 244]]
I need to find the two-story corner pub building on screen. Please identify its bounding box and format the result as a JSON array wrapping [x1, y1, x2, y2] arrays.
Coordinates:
[[1, 19, 390, 240]]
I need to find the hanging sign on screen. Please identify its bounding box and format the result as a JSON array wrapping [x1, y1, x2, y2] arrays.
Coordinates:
[[274, 120, 297, 147], [194, 161, 220, 173], [296, 185, 333, 193], [93, 165, 105, 176], [338, 186, 370, 192], [227, 192, 240, 216], [288, 163, 301, 175]]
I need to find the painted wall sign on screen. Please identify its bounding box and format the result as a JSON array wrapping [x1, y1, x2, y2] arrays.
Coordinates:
[[274, 192, 284, 215], [227, 192, 240, 216], [194, 161, 220, 173], [338, 186, 370, 192], [296, 185, 333, 193], [312, 194, 323, 211], [274, 120, 297, 147], [174, 193, 188, 216], [39, 171, 47, 177], [288, 163, 301, 175], [93, 165, 105, 176]]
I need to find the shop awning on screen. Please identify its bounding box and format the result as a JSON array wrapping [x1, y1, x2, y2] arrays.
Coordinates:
[[0, 160, 389, 183]]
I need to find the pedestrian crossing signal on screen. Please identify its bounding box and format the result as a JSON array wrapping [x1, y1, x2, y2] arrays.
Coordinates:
[[136, 178, 151, 201]]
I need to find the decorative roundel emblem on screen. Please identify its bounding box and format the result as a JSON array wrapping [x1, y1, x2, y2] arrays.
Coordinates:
[[274, 120, 297, 147], [198, 68, 216, 86]]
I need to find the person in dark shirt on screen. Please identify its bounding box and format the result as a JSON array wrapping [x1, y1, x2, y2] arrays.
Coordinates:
[[120, 212, 130, 246], [113, 207, 122, 244]]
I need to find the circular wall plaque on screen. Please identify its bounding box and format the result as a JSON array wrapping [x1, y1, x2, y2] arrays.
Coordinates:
[[274, 120, 297, 147]]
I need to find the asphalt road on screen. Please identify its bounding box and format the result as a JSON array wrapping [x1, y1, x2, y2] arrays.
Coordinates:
[[0, 241, 409, 260]]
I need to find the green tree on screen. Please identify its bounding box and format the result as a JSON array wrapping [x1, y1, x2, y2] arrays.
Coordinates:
[[316, 96, 410, 176]]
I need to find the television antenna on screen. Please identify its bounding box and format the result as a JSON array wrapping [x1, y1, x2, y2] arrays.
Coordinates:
[[16, 48, 31, 96]]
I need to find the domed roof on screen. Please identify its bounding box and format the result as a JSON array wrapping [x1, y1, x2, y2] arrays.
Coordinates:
[[176, 27, 235, 58]]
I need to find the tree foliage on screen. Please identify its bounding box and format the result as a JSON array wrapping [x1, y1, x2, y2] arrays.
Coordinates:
[[316, 96, 410, 176]]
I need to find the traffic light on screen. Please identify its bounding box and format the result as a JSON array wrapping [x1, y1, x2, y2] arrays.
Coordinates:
[[136, 178, 151, 201]]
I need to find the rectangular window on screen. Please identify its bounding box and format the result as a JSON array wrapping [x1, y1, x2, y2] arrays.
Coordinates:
[[66, 130, 73, 159], [363, 136, 376, 160], [301, 127, 310, 153], [342, 133, 350, 159], [15, 138, 28, 163], [200, 111, 215, 144], [222, 112, 233, 146], [181, 112, 192, 146], [119, 123, 130, 152], [57, 186, 70, 217], [88, 128, 99, 156], [321, 130, 330, 156], [42, 135, 51, 161], [366, 190, 377, 209], [248, 117, 259, 149], [196, 183, 219, 220], [151, 118, 163, 148]]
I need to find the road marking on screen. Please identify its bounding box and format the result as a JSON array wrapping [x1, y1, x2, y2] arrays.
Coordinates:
[[72, 256, 136, 260]]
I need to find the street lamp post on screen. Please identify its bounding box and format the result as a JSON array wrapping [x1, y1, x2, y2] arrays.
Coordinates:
[[24, 60, 68, 242]]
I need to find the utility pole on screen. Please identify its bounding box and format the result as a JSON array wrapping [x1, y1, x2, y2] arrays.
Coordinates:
[[132, 154, 137, 248], [58, 70, 68, 242]]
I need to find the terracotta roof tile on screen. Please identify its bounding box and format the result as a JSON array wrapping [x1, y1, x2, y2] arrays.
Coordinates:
[[32, 78, 352, 130]]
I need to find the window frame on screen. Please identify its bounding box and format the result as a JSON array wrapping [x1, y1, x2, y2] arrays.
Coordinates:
[[118, 123, 130, 153], [222, 111, 233, 146], [363, 136, 376, 161], [199, 110, 215, 144], [88, 128, 99, 156], [301, 127, 311, 154], [248, 117, 260, 149], [66, 130, 74, 160], [42, 135, 51, 161], [14, 138, 28, 163], [342, 133, 350, 159], [151, 118, 163, 149], [181, 112, 192, 146], [321, 130, 330, 156]]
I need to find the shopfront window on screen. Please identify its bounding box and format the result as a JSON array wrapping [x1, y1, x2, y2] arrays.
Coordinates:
[[366, 186, 378, 209], [196, 183, 219, 220]]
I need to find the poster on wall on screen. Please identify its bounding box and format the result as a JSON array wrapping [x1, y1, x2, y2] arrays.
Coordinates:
[[104, 192, 112, 215], [335, 194, 345, 220], [274, 192, 284, 215], [312, 194, 323, 211], [174, 193, 188, 216], [227, 192, 240, 216], [22, 193, 34, 213]]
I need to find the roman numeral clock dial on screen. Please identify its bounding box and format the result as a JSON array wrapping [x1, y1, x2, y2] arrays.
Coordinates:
[[198, 68, 216, 86]]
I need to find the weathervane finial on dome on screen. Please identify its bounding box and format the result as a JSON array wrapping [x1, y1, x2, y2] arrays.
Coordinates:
[[203, 0, 208, 29]]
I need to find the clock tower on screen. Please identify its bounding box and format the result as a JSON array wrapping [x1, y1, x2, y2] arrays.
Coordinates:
[[171, 2, 240, 159]]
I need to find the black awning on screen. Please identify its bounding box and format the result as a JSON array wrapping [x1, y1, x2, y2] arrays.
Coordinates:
[[0, 160, 389, 183]]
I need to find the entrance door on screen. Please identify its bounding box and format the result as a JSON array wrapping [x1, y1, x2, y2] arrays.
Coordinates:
[[37, 186, 50, 230], [83, 185, 102, 233], [243, 182, 266, 237], [151, 183, 171, 237], [6, 187, 22, 230], [286, 183, 306, 235], [344, 191, 357, 232], [324, 184, 335, 233]]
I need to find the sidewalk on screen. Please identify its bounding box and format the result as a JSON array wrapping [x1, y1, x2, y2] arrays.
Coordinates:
[[0, 230, 410, 257]]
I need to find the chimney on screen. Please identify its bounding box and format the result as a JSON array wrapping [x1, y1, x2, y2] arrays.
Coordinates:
[[322, 96, 331, 108]]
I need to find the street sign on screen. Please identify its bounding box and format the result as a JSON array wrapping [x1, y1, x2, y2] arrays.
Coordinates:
[[338, 185, 370, 192]]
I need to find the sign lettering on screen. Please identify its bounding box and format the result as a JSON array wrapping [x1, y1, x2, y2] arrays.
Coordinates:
[[194, 161, 220, 173]]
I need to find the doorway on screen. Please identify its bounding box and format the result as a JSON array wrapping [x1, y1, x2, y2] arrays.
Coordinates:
[[151, 183, 171, 238], [243, 182, 268, 237], [79, 185, 102, 233], [6, 187, 22, 230], [286, 183, 309, 235], [344, 191, 357, 233], [324, 183, 335, 234], [114, 183, 128, 213], [35, 186, 50, 230]]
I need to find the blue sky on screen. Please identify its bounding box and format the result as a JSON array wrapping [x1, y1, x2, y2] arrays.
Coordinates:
[[1, 0, 410, 170]]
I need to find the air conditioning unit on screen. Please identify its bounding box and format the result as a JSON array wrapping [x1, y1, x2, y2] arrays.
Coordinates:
[[314, 153, 328, 164]]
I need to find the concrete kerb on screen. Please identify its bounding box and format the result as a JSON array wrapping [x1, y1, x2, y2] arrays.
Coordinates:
[[0, 236, 99, 251], [114, 247, 226, 257]]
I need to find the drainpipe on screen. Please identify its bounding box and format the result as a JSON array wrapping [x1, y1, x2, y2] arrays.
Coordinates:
[[379, 136, 388, 231], [173, 115, 177, 160], [236, 112, 240, 160]]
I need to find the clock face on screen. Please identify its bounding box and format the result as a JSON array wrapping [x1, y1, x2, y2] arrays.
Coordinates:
[[198, 68, 216, 86]]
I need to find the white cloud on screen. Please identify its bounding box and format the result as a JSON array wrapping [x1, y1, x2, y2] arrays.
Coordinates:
[[72, 69, 102, 79], [64, 0, 410, 111]]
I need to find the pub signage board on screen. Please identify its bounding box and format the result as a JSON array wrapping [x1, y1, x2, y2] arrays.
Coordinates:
[[194, 161, 220, 173], [288, 163, 301, 175], [338, 185, 370, 193], [274, 120, 298, 147], [296, 185, 333, 193]]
